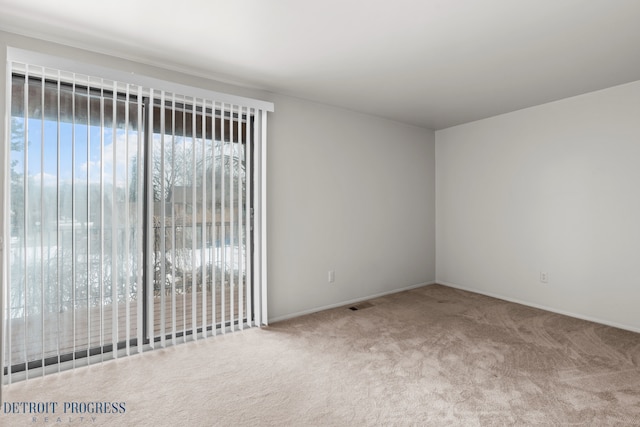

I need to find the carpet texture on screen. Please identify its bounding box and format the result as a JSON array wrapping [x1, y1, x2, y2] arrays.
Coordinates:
[[3, 284, 640, 426]]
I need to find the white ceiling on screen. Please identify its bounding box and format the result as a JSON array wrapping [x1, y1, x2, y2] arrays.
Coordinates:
[[1, 0, 640, 129]]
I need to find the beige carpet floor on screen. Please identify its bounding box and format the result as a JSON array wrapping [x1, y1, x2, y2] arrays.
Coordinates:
[[3, 284, 640, 426]]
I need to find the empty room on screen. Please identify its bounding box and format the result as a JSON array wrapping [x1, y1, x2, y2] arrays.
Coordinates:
[[1, 1, 639, 425]]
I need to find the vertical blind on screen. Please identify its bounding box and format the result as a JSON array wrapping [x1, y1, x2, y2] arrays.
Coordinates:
[[2, 60, 271, 384]]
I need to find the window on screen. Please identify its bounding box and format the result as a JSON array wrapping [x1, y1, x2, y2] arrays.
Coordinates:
[[2, 54, 271, 382]]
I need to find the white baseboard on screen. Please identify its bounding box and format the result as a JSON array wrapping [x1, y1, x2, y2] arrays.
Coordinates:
[[438, 280, 640, 334], [268, 281, 437, 324]]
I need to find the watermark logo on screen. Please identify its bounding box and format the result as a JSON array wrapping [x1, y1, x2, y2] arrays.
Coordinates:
[[3, 401, 126, 424]]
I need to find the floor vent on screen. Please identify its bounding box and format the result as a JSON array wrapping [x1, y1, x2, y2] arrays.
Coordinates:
[[348, 301, 374, 311]]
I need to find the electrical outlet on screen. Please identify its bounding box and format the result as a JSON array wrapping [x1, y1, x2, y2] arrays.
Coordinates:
[[328, 270, 335, 283], [540, 272, 548, 283]]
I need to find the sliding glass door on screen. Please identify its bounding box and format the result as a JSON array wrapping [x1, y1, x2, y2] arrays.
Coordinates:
[[7, 72, 143, 375], [4, 62, 263, 381], [148, 97, 252, 345]]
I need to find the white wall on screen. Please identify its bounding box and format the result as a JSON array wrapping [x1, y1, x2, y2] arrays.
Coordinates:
[[436, 80, 640, 332], [269, 96, 435, 320], [0, 31, 436, 322]]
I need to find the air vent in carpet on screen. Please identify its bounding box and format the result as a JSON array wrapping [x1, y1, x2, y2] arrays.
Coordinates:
[[348, 301, 374, 311]]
